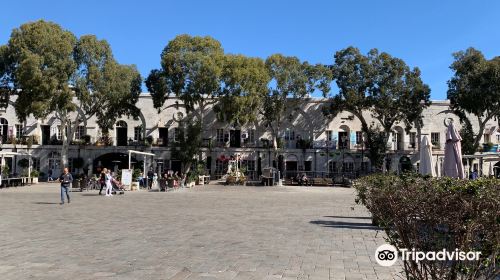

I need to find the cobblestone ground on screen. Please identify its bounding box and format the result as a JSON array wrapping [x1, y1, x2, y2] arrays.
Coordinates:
[[0, 183, 402, 280]]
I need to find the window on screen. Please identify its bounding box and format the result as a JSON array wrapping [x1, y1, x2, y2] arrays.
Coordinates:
[[15, 124, 23, 139], [57, 126, 62, 140], [173, 127, 180, 142], [326, 130, 333, 141], [355, 131, 363, 145], [284, 129, 295, 141], [409, 132, 417, 147], [216, 129, 224, 143], [483, 134, 491, 143], [215, 159, 228, 175], [343, 162, 354, 173], [75, 126, 85, 140], [431, 132, 440, 146], [32, 158, 40, 171], [134, 126, 142, 141], [243, 160, 255, 171], [328, 161, 336, 173], [248, 129, 255, 143], [497, 134, 500, 143]]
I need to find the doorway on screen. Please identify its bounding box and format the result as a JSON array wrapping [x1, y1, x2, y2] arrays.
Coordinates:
[[158, 127, 168, 146], [116, 121, 128, 146], [338, 131, 349, 149], [41, 125, 50, 145]]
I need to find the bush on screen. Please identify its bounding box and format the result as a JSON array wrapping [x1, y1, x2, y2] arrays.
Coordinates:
[[30, 170, 39, 177], [354, 173, 499, 280]]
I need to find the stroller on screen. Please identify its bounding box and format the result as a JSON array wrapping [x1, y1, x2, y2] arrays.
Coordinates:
[[111, 178, 125, 195]]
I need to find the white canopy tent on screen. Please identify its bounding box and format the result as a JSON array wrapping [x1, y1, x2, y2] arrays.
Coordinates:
[[127, 150, 155, 182]]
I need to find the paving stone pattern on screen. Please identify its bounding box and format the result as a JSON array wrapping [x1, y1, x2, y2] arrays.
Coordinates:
[[0, 183, 402, 279]]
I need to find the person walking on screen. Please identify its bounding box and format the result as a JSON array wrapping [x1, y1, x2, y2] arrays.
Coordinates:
[[147, 168, 154, 190], [59, 167, 73, 205], [98, 168, 106, 195], [105, 169, 113, 197]]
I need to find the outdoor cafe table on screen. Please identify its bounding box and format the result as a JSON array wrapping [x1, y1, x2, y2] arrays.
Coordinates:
[[198, 175, 210, 185]]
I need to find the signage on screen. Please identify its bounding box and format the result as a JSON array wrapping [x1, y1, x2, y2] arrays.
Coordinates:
[[121, 169, 132, 186]]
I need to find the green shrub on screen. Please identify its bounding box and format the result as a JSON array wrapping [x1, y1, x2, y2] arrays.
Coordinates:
[[354, 173, 499, 279], [30, 170, 39, 177]]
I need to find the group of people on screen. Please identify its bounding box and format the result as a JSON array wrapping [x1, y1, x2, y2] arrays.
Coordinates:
[[98, 168, 119, 196], [138, 169, 187, 191], [57, 167, 189, 205], [294, 173, 310, 186]]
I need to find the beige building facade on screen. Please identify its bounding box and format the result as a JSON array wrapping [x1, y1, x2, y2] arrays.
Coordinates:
[[1, 94, 499, 180]]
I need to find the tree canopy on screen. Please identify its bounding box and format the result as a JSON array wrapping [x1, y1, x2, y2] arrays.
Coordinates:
[[214, 54, 270, 125], [447, 48, 500, 152], [147, 34, 224, 115], [262, 54, 332, 148], [2, 20, 141, 166], [323, 47, 431, 168]]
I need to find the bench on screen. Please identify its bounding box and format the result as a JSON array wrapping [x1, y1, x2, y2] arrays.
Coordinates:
[[310, 178, 333, 186]]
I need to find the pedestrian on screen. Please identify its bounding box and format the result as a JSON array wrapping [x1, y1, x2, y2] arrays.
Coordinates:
[[98, 168, 106, 195], [58, 167, 73, 205], [147, 168, 154, 189], [152, 173, 158, 190], [48, 169, 53, 181], [105, 169, 113, 197], [137, 172, 144, 188], [173, 171, 179, 189], [180, 173, 186, 188]]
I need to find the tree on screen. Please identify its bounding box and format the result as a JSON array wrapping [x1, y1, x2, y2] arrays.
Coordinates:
[[146, 35, 224, 125], [171, 121, 202, 173], [447, 48, 500, 153], [262, 54, 332, 149], [213, 54, 270, 125], [323, 47, 431, 169], [4, 20, 141, 167]]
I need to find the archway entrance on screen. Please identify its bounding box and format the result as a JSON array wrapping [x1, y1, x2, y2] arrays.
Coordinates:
[[93, 153, 138, 174]]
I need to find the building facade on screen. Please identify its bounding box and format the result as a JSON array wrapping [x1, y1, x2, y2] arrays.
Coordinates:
[[1, 94, 499, 180]]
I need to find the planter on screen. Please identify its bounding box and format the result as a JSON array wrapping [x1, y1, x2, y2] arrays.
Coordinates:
[[32, 177, 38, 184]]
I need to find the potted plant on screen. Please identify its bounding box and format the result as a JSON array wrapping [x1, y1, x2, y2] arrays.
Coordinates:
[[30, 170, 39, 184], [431, 141, 440, 149], [130, 168, 142, 190], [2, 165, 9, 178]]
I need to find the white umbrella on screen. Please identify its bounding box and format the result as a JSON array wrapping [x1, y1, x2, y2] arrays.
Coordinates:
[[443, 122, 465, 179], [488, 162, 494, 177], [419, 136, 435, 176]]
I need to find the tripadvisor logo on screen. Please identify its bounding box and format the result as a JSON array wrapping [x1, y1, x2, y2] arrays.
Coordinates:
[[375, 244, 481, 267]]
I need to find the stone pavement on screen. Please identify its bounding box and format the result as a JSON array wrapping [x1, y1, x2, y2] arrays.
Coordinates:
[[0, 183, 402, 280]]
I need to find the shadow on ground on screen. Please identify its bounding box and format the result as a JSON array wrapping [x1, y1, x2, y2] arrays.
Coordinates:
[[310, 217, 380, 230], [32, 202, 59, 205]]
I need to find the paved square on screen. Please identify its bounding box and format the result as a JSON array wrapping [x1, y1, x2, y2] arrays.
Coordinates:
[[0, 184, 401, 279]]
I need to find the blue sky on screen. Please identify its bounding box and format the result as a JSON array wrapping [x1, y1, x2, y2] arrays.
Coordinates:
[[2, 0, 499, 99]]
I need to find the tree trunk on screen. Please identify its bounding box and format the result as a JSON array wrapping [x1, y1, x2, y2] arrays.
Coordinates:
[[472, 117, 488, 153], [60, 114, 69, 170]]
